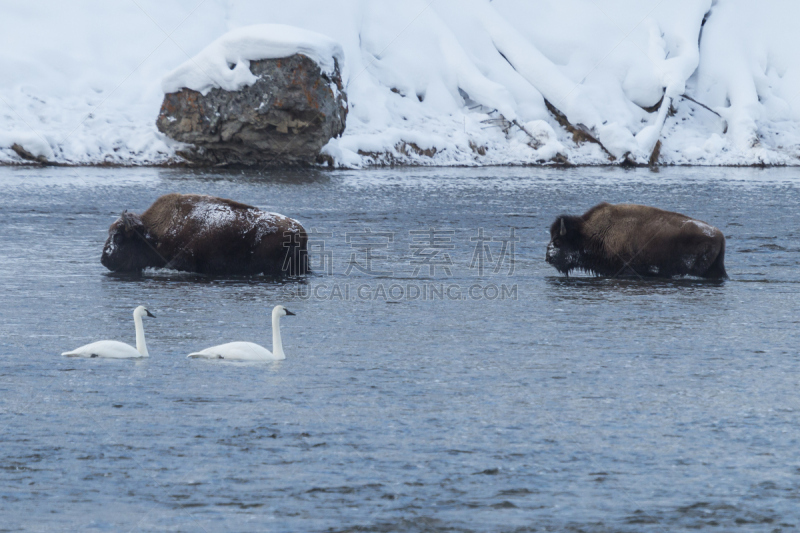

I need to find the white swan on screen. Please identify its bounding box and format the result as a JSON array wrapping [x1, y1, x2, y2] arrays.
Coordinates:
[[187, 305, 295, 361], [62, 306, 156, 359]]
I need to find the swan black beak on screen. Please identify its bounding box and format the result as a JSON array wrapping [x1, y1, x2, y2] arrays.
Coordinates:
[[284, 309, 296, 316], [145, 310, 156, 318]]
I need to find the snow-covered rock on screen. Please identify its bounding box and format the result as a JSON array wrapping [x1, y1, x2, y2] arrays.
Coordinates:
[[160, 24, 344, 95], [156, 25, 347, 166]]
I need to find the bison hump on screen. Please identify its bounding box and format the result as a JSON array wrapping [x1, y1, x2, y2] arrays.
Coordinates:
[[682, 218, 719, 237], [176, 199, 300, 241]]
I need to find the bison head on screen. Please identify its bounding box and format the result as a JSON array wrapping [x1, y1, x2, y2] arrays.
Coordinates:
[[101, 211, 163, 272], [546, 216, 584, 274]]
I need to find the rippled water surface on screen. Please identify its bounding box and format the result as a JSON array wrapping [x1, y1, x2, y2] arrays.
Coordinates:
[[1, 166, 799, 532]]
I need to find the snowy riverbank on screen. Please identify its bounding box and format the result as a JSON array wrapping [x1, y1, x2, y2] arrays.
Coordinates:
[[3, 0, 800, 168]]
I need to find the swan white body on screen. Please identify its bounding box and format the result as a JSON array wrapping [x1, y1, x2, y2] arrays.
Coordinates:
[[62, 306, 155, 359], [188, 305, 294, 361]]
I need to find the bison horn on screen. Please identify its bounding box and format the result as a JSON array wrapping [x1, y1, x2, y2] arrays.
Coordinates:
[[560, 218, 567, 236], [121, 210, 132, 230]]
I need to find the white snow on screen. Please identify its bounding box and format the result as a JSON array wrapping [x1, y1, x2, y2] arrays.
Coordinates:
[[183, 198, 301, 242], [684, 219, 718, 237], [161, 24, 344, 95], [0, 131, 54, 159], [2, 0, 800, 167]]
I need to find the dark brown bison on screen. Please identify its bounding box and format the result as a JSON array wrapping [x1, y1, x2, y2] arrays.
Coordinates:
[[546, 203, 727, 279], [101, 193, 308, 275]]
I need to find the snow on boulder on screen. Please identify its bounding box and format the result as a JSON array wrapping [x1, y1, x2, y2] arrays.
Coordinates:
[[156, 24, 347, 166], [161, 24, 344, 95]]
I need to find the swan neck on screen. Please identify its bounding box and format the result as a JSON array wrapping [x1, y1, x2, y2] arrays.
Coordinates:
[[134, 312, 149, 357], [272, 312, 285, 359]]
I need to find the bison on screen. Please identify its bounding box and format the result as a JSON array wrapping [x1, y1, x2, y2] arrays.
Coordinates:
[[101, 193, 308, 275], [546, 202, 727, 279]]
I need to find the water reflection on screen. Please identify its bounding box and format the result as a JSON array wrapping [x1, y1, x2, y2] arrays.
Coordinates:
[[545, 275, 727, 292], [158, 167, 334, 186]]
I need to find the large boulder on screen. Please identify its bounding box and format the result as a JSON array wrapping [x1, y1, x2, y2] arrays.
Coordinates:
[[157, 54, 347, 166]]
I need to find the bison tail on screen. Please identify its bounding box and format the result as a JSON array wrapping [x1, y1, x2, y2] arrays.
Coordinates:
[[704, 239, 728, 279]]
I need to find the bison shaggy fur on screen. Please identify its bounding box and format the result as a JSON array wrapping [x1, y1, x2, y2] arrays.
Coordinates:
[[546, 202, 727, 279], [101, 193, 308, 275]]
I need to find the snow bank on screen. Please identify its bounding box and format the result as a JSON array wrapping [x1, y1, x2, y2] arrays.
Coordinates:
[[694, 0, 800, 156], [2, 0, 800, 167], [161, 24, 344, 95]]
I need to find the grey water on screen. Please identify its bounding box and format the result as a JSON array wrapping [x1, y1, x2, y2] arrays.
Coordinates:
[[1, 165, 799, 532]]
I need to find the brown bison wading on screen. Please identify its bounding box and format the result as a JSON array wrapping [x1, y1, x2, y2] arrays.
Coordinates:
[[546, 203, 727, 279], [101, 193, 308, 275]]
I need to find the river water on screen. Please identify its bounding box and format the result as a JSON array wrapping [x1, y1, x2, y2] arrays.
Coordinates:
[[1, 166, 799, 532]]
